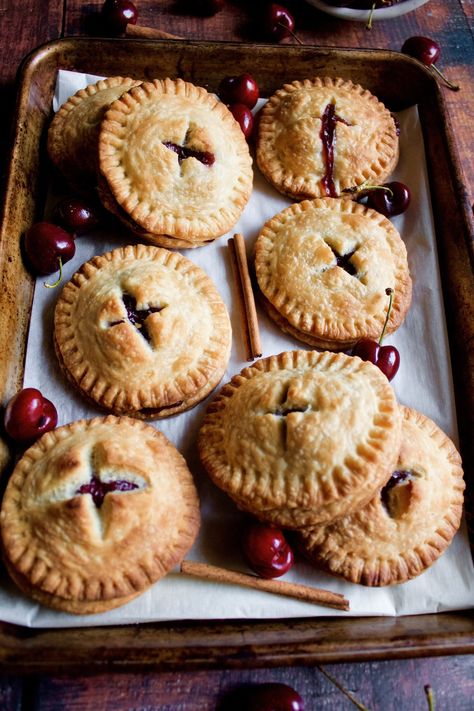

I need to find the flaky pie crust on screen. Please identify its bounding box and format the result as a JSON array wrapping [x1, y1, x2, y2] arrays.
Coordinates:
[[198, 350, 402, 529], [0, 417, 200, 614], [257, 76, 399, 200], [298, 406, 465, 586], [54, 244, 231, 417], [98, 78, 253, 242], [47, 76, 142, 193], [255, 198, 412, 348]]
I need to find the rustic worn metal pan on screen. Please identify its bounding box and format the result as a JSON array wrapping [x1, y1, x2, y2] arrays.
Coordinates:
[[0, 37, 472, 673]]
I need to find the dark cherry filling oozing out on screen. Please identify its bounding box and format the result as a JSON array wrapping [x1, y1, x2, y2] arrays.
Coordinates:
[[110, 294, 165, 344], [162, 141, 215, 167], [319, 103, 351, 198], [381, 469, 412, 511], [333, 247, 357, 276], [76, 475, 139, 508]]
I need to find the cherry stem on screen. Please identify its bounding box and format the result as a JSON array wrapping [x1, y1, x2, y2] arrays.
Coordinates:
[[365, 3, 376, 30], [277, 22, 303, 45], [430, 64, 460, 92], [343, 182, 393, 198], [424, 685, 436, 711], [44, 257, 63, 289], [379, 287, 394, 345], [316, 665, 370, 711]]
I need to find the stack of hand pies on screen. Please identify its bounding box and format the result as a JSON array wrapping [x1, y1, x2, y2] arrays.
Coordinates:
[[198, 350, 465, 586], [48, 76, 253, 248]]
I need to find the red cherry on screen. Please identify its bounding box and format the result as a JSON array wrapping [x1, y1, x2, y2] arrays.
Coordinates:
[[365, 181, 411, 217], [52, 197, 100, 235], [4, 388, 58, 445], [221, 683, 305, 711], [24, 222, 75, 276], [228, 104, 254, 140], [218, 74, 259, 109], [401, 36, 440, 67], [263, 3, 295, 42], [242, 521, 294, 579], [401, 36, 459, 91], [101, 0, 138, 35], [352, 337, 400, 381]]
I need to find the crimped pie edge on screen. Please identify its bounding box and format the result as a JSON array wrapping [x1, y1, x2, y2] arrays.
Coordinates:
[[0, 416, 201, 611], [47, 76, 142, 191], [255, 197, 412, 345], [297, 405, 465, 586], [198, 350, 402, 528], [257, 76, 399, 200], [98, 78, 253, 241], [54, 244, 231, 416]]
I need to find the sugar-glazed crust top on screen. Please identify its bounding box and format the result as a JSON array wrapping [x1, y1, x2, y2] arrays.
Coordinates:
[[54, 244, 231, 417], [0, 417, 200, 611], [257, 76, 399, 200], [298, 406, 465, 586], [255, 198, 412, 347], [98, 78, 253, 241], [198, 350, 402, 528]]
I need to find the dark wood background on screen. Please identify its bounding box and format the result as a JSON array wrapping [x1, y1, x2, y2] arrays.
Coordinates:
[[0, 0, 473, 708]]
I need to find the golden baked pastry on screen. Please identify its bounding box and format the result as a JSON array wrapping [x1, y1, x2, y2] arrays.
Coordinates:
[[257, 76, 399, 200], [255, 197, 412, 349], [298, 406, 465, 586], [0, 416, 200, 614], [98, 78, 253, 246], [198, 350, 402, 529], [54, 244, 231, 418], [47, 76, 142, 193]]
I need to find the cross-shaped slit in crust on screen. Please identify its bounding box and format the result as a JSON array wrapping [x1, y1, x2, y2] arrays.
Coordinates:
[[162, 126, 215, 169], [329, 246, 358, 277], [74, 447, 146, 510], [108, 293, 166, 344]]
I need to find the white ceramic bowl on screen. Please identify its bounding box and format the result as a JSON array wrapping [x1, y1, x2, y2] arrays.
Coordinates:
[[305, 0, 431, 22]]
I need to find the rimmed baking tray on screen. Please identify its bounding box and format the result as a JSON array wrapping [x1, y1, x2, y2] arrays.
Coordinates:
[[0, 37, 472, 673]]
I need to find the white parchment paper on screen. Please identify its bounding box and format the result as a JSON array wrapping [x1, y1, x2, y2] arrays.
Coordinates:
[[2, 70, 473, 627]]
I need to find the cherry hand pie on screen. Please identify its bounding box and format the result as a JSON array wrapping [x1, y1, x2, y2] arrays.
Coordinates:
[[255, 197, 412, 349], [297, 406, 465, 586], [98, 78, 253, 247], [54, 244, 231, 418], [198, 350, 402, 529], [0, 416, 200, 614], [47, 76, 142, 194], [257, 76, 399, 200]]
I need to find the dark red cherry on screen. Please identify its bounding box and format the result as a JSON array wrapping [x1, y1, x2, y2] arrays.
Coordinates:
[[221, 683, 305, 711], [228, 104, 254, 140], [401, 36, 459, 91], [219, 74, 259, 109], [52, 197, 100, 235], [401, 36, 440, 66], [101, 0, 138, 35], [353, 337, 400, 381], [24, 221, 75, 276], [263, 3, 295, 42], [4, 388, 58, 445], [366, 181, 411, 217], [242, 521, 294, 579]]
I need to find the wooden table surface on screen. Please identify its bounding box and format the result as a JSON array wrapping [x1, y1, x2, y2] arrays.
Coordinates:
[[0, 1, 473, 709]]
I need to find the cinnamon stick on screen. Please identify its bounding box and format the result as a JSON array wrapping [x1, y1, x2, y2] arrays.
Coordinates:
[[180, 560, 349, 611], [125, 24, 182, 40], [228, 233, 262, 361]]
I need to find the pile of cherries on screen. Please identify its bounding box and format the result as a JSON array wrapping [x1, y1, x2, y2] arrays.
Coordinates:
[[24, 197, 98, 284], [218, 73, 260, 140]]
